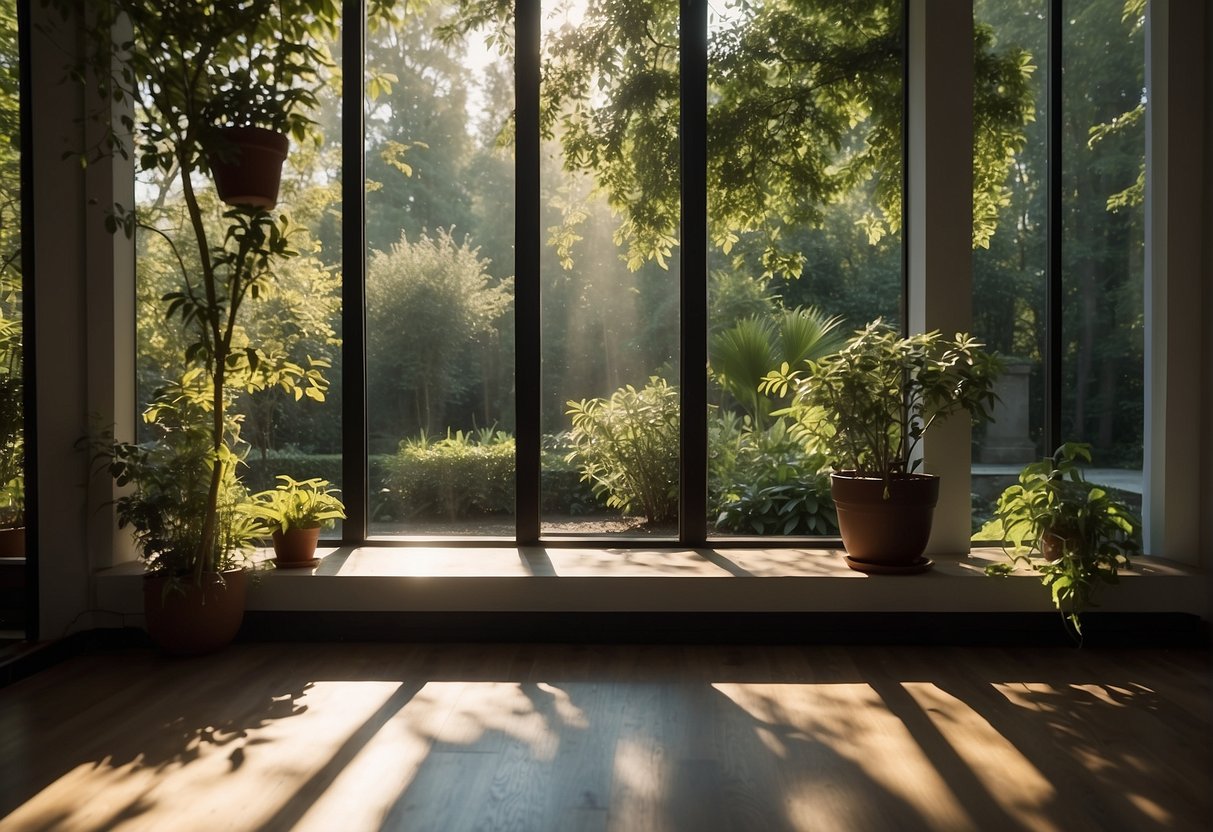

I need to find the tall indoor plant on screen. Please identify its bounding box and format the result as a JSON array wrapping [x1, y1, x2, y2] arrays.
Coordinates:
[[763, 319, 1000, 572], [50, 0, 342, 650]]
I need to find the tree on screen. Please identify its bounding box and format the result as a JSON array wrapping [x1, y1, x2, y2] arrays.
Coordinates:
[[364, 2, 478, 252], [365, 230, 512, 442], [446, 0, 1034, 277]]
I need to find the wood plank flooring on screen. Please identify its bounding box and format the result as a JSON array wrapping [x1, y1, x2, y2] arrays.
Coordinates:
[[0, 643, 1209, 832]]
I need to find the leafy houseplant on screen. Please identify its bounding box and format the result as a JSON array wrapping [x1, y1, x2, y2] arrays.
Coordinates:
[[762, 319, 1000, 572], [985, 443, 1141, 636], [249, 476, 345, 568]]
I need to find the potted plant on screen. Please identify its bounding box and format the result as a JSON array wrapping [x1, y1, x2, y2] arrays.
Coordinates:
[[762, 319, 1000, 573], [985, 442, 1141, 637], [56, 0, 338, 208], [201, 11, 332, 209], [249, 475, 345, 568], [99, 396, 260, 654], [48, 0, 340, 650]]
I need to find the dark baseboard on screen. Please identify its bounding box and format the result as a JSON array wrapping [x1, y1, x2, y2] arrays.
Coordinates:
[[0, 628, 149, 690], [238, 610, 1211, 648], [1, 613, 1205, 689]]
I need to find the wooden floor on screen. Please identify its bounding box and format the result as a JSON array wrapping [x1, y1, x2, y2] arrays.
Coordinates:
[[0, 643, 1209, 832]]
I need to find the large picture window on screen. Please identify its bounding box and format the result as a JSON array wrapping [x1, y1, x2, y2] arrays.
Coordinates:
[[127, 1, 1102, 548]]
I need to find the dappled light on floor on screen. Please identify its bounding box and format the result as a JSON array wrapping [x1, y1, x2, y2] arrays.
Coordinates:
[[0, 644, 1208, 831]]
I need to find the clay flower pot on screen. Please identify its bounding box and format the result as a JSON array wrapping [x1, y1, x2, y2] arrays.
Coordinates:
[[271, 526, 322, 569], [208, 126, 289, 209], [831, 472, 939, 574], [143, 569, 248, 655], [0, 526, 24, 557]]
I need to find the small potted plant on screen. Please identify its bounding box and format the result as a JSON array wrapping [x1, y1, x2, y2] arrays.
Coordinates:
[[985, 442, 1141, 637], [249, 476, 345, 568], [762, 319, 1000, 573]]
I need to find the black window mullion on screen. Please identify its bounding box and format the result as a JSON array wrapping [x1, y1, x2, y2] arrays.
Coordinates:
[[341, 0, 368, 542], [901, 0, 910, 337], [516, 0, 542, 544], [679, 0, 708, 545]]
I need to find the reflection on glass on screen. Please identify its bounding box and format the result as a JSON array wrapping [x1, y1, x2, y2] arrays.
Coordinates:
[[970, 0, 1047, 538], [365, 4, 516, 537], [0, 0, 23, 552], [707, 0, 904, 538], [539, 1, 680, 538]]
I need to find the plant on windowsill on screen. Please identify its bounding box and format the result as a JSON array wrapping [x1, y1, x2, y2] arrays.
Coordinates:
[[48, 0, 340, 652], [984, 442, 1141, 639], [248, 476, 345, 569], [761, 319, 1001, 573]]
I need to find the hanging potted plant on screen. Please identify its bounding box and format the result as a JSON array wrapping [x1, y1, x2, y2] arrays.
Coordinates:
[[249, 475, 345, 568], [58, 0, 336, 208], [985, 442, 1141, 638], [203, 16, 330, 210], [762, 319, 1000, 573]]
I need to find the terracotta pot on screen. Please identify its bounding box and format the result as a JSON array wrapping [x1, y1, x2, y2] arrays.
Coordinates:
[[0, 527, 24, 557], [1040, 529, 1077, 561], [208, 126, 289, 209], [143, 569, 248, 655], [271, 526, 322, 568], [831, 472, 939, 571]]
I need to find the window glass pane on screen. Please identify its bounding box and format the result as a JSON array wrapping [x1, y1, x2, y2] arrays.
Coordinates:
[[365, 4, 516, 537], [0, 0, 23, 553], [134, 13, 345, 533], [1060, 0, 1144, 512], [707, 0, 904, 538], [538, 1, 681, 539], [971, 0, 1047, 538]]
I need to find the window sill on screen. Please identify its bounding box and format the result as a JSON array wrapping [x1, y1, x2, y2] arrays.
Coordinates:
[[94, 546, 1207, 618]]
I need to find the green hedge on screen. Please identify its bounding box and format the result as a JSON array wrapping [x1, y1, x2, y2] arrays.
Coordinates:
[[242, 452, 393, 496], [383, 435, 515, 520]]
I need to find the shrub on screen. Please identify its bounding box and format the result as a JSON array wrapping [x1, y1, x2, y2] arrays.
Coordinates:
[[710, 415, 837, 535], [385, 428, 515, 520], [242, 452, 348, 492], [541, 432, 605, 516], [565, 377, 679, 523]]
